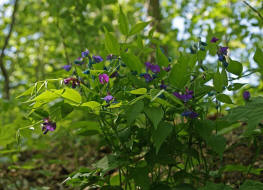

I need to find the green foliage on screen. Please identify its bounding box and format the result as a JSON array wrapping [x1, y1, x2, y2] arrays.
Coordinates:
[[1, 0, 263, 189]]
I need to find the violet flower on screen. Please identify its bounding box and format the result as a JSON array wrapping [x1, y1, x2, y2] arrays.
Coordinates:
[[104, 93, 114, 103], [99, 74, 109, 84], [81, 49, 89, 57], [181, 111, 198, 118], [173, 89, 194, 102], [63, 65, 71, 72], [164, 65, 171, 72], [143, 73, 153, 82], [93, 55, 103, 63], [110, 71, 118, 78], [210, 37, 219, 43], [243, 91, 250, 101], [219, 46, 228, 56], [42, 118, 56, 134], [150, 65, 160, 73], [160, 81, 167, 90]]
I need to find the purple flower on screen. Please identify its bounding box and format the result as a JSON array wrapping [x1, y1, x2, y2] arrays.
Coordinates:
[[150, 65, 160, 73], [210, 37, 219, 43], [219, 46, 228, 56], [143, 73, 153, 82], [42, 118, 56, 134], [81, 49, 89, 57], [160, 81, 167, 89], [164, 65, 171, 72], [144, 62, 160, 73], [104, 94, 114, 103], [99, 74, 109, 84], [110, 71, 118, 78], [173, 89, 193, 102], [243, 91, 250, 101], [63, 65, 71, 72], [107, 54, 116, 60], [181, 111, 198, 118], [93, 55, 103, 63], [145, 62, 152, 70]]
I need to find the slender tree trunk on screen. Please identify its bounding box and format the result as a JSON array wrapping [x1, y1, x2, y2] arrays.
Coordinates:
[[0, 0, 19, 99], [147, 0, 162, 33]]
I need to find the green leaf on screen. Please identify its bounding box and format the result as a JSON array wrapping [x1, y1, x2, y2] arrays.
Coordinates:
[[163, 91, 184, 106], [152, 122, 173, 153], [129, 21, 150, 36], [227, 83, 246, 91], [169, 63, 189, 89], [221, 68, 228, 86], [213, 72, 223, 93], [207, 135, 226, 157], [240, 180, 263, 190], [55, 88, 82, 104], [156, 46, 169, 67], [226, 97, 263, 136], [127, 100, 144, 125], [121, 52, 143, 73], [16, 85, 35, 98], [95, 155, 127, 175], [144, 106, 164, 129], [130, 167, 150, 190], [129, 88, 147, 95], [33, 90, 59, 103], [105, 31, 120, 55], [118, 6, 129, 35], [216, 94, 233, 104], [253, 48, 263, 67], [226, 59, 243, 76], [198, 182, 232, 190], [81, 101, 101, 110]]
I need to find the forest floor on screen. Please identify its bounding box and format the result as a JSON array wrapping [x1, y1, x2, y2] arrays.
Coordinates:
[[0, 127, 263, 190]]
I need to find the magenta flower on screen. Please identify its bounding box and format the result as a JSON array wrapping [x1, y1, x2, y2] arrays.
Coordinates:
[[42, 118, 56, 134], [210, 37, 219, 43], [99, 74, 109, 84], [93, 55, 103, 63], [63, 77, 80, 88], [243, 91, 250, 101]]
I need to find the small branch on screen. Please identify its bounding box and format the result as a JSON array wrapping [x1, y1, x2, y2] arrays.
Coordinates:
[[0, 0, 19, 99], [243, 1, 263, 21]]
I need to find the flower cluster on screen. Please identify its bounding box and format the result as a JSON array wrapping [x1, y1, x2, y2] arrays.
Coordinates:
[[42, 118, 56, 134]]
